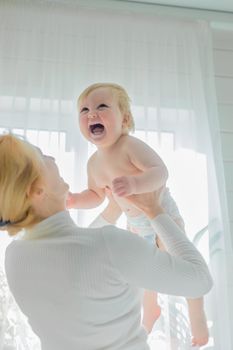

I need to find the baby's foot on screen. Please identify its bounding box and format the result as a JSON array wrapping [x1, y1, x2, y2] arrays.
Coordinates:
[[190, 311, 209, 346], [142, 305, 161, 334]]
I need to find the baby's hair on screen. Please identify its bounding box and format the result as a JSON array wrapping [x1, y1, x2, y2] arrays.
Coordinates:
[[78, 82, 135, 134], [0, 134, 44, 236]]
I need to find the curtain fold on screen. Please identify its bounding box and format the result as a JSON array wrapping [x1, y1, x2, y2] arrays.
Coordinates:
[[0, 1, 231, 349]]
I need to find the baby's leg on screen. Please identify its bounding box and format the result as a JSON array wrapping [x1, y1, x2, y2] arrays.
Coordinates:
[[169, 218, 209, 346], [157, 217, 209, 345], [173, 219, 209, 346], [127, 217, 162, 333], [161, 190, 209, 344], [187, 298, 209, 346], [142, 290, 161, 333]]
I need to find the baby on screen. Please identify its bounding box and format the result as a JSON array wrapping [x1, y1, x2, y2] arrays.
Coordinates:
[[68, 82, 209, 346]]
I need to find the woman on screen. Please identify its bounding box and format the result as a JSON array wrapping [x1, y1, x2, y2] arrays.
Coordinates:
[[0, 134, 212, 350]]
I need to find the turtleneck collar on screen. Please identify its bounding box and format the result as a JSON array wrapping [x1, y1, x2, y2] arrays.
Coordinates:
[[22, 210, 77, 240]]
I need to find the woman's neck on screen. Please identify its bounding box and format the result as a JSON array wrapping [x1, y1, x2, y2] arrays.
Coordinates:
[[33, 198, 66, 221]]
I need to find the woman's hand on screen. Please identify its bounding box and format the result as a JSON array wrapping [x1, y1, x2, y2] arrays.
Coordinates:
[[100, 187, 122, 224], [125, 187, 165, 219]]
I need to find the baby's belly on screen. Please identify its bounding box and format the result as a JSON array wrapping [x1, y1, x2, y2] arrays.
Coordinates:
[[112, 195, 141, 217]]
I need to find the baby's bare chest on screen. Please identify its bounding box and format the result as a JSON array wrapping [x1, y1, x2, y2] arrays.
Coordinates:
[[91, 153, 138, 189]]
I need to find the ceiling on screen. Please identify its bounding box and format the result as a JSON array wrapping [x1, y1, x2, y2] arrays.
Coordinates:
[[119, 0, 233, 13]]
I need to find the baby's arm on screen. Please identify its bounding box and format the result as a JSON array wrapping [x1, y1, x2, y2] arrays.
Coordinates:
[[112, 137, 168, 197], [67, 189, 104, 209], [67, 158, 105, 209]]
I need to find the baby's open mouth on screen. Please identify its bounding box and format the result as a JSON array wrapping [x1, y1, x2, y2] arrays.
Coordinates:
[[89, 123, 105, 135]]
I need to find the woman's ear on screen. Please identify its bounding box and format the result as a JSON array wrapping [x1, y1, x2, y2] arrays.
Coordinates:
[[27, 181, 45, 201]]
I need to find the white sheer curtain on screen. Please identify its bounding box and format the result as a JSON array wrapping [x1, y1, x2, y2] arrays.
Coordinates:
[[0, 1, 232, 349]]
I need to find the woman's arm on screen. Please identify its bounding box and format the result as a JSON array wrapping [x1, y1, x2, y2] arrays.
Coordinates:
[[102, 191, 213, 298], [103, 215, 212, 298], [89, 197, 122, 228], [101, 197, 122, 224]]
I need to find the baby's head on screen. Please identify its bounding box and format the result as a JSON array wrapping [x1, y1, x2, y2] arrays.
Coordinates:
[[78, 82, 135, 134]]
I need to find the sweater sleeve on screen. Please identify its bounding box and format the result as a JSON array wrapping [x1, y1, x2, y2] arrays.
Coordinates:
[[102, 214, 213, 298]]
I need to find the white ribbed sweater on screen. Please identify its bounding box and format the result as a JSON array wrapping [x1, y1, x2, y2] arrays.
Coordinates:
[[5, 211, 212, 350]]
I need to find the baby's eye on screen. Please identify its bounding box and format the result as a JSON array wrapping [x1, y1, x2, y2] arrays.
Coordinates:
[[98, 104, 109, 110], [80, 107, 89, 114]]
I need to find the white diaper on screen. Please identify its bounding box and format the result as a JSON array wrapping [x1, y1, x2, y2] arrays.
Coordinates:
[[161, 187, 184, 225], [127, 187, 184, 242]]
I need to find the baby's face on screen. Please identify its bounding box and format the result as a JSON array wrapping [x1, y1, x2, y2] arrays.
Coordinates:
[[78, 87, 125, 148]]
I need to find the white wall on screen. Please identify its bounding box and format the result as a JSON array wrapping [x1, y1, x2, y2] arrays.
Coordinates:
[[212, 28, 233, 243], [212, 27, 233, 333]]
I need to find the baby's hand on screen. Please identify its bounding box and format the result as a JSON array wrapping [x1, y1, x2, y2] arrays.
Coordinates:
[[66, 192, 78, 209], [112, 176, 137, 197]]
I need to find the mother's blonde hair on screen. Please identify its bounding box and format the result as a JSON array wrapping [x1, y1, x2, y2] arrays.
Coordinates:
[[0, 134, 43, 236], [78, 82, 135, 134]]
